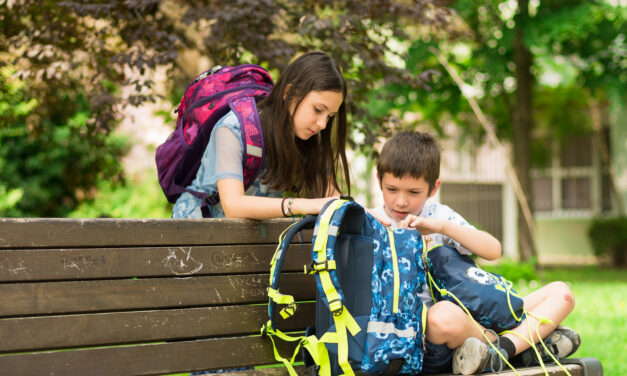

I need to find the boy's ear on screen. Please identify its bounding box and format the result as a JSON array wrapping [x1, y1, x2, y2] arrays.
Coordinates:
[[428, 179, 441, 198]]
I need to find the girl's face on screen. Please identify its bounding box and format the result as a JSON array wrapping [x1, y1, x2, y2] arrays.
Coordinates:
[[290, 90, 343, 141]]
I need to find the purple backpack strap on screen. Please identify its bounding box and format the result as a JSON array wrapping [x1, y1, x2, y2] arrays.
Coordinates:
[[229, 96, 265, 189]]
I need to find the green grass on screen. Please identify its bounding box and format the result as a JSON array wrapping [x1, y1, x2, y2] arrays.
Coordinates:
[[517, 266, 627, 376]]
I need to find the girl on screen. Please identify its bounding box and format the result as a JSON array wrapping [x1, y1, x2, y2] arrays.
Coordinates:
[[172, 51, 350, 219]]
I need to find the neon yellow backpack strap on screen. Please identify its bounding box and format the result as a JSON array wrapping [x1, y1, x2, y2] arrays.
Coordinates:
[[387, 228, 401, 313], [311, 199, 360, 376], [302, 334, 332, 376], [267, 287, 297, 319], [261, 321, 305, 376], [312, 199, 347, 313]]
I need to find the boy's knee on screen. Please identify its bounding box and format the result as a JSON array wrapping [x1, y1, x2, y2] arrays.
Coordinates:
[[426, 301, 474, 347], [548, 281, 575, 309], [427, 301, 465, 335]]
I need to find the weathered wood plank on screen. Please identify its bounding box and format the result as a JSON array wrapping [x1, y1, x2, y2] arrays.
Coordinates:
[[0, 243, 312, 281], [0, 273, 315, 317], [0, 218, 312, 248], [0, 336, 306, 376], [0, 303, 315, 353], [217, 366, 308, 376], [217, 364, 583, 376]]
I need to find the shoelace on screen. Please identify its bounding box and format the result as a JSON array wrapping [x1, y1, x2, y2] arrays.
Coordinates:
[[485, 329, 505, 373], [541, 331, 563, 359]]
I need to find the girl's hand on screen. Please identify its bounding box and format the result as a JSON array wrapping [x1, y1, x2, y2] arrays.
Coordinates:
[[398, 215, 445, 234], [292, 197, 337, 216]]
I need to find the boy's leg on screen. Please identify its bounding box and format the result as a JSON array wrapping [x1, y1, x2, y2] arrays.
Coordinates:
[[502, 281, 575, 354], [452, 281, 578, 375], [425, 301, 496, 348], [424, 301, 489, 374]]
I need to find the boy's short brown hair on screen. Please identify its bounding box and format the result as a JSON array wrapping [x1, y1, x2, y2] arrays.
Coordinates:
[[377, 131, 441, 191]]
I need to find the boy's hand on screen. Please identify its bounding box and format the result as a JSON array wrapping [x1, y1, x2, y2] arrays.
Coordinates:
[[398, 215, 445, 234], [366, 209, 392, 227]]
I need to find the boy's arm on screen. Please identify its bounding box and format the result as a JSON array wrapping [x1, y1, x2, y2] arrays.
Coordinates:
[[399, 216, 502, 260]]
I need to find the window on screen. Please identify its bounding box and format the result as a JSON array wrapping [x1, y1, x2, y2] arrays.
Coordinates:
[[531, 132, 613, 218]]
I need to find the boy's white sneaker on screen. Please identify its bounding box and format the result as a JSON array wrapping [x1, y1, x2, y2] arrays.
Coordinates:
[[453, 337, 508, 375]]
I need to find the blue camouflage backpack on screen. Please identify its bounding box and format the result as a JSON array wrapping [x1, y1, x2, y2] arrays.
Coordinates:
[[262, 199, 429, 376]]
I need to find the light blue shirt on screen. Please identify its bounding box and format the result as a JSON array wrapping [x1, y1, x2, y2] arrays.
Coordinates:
[[172, 111, 281, 218]]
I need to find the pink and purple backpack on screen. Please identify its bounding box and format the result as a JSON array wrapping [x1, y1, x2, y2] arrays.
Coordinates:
[[155, 65, 274, 216]]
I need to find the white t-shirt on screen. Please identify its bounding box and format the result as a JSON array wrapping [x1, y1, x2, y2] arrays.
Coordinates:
[[371, 201, 474, 308]]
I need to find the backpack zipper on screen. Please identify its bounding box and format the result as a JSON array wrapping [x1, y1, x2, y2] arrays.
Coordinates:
[[183, 83, 271, 120]]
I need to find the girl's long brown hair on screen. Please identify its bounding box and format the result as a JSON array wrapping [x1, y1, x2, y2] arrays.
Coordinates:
[[257, 51, 350, 198]]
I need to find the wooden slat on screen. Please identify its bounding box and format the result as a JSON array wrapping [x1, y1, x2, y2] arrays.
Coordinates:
[[0, 303, 316, 353], [0, 336, 308, 376], [0, 337, 586, 376], [0, 273, 316, 317], [0, 218, 313, 248], [0, 243, 312, 281], [217, 367, 308, 376], [216, 364, 583, 376]]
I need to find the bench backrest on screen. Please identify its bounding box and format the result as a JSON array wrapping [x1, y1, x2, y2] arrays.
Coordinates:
[[0, 218, 313, 375]]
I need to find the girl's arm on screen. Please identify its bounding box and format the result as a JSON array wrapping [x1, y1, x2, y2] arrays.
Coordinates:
[[217, 179, 335, 219], [399, 216, 502, 260]]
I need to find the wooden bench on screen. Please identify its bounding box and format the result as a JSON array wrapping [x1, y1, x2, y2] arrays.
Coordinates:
[[0, 218, 602, 376]]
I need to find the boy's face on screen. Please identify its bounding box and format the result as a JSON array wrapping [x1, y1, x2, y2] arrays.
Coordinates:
[[379, 172, 440, 223]]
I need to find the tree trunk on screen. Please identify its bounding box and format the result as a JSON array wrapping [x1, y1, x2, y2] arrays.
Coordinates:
[[513, 0, 538, 261]]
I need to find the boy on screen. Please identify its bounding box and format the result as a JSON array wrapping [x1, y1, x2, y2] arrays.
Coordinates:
[[371, 131, 580, 375]]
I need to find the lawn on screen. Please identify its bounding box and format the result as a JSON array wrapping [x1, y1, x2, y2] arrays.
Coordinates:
[[523, 266, 627, 376]]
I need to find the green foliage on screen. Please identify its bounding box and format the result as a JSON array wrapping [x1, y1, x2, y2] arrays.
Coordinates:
[[1, 0, 456, 159], [527, 2, 627, 95], [373, 0, 626, 141], [482, 257, 539, 284], [588, 217, 627, 267], [0, 66, 128, 217], [70, 169, 171, 218], [0, 1, 459, 217]]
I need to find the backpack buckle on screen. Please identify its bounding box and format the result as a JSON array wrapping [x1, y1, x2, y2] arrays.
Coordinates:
[[327, 298, 343, 316], [279, 302, 297, 319], [305, 260, 336, 274], [204, 192, 220, 206], [260, 321, 269, 337]]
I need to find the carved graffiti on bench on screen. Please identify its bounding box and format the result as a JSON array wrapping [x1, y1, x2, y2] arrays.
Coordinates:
[[1, 258, 28, 276], [60, 255, 107, 273], [210, 249, 261, 267], [162, 247, 204, 275]]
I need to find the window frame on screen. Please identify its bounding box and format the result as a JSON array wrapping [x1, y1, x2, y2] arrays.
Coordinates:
[[531, 137, 611, 219]]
